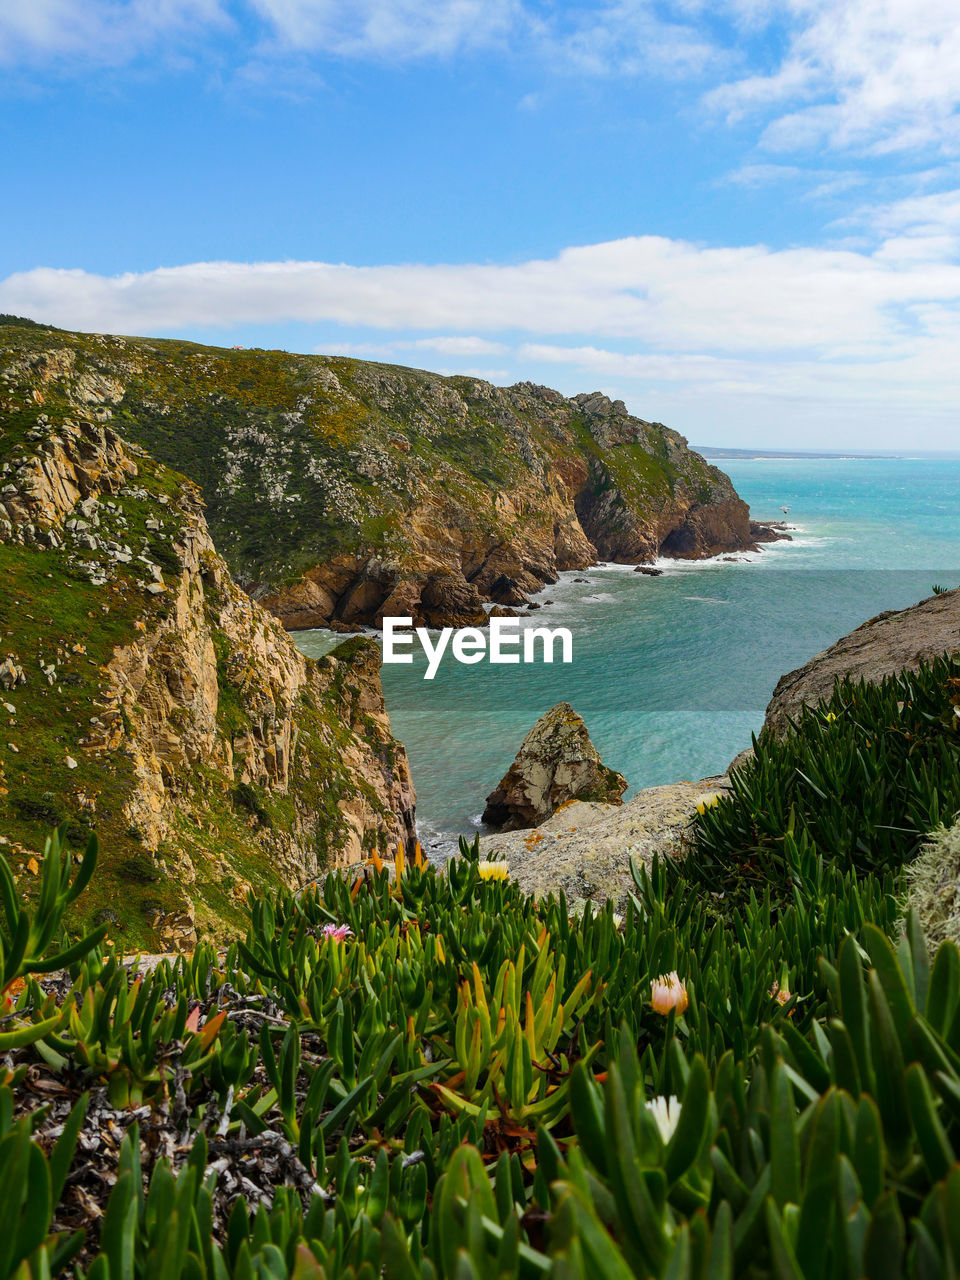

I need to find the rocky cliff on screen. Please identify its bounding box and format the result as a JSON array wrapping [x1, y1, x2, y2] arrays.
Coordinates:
[[763, 586, 960, 737], [0, 327, 415, 949], [1, 323, 768, 631]]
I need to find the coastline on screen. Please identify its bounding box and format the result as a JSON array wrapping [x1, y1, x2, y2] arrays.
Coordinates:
[[293, 518, 806, 861], [294, 448, 960, 863]]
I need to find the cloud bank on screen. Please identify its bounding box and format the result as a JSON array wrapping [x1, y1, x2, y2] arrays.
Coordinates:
[[4, 198, 960, 446]]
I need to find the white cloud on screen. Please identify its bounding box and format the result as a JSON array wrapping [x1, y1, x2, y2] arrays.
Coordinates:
[[411, 335, 507, 356], [247, 0, 519, 59], [0, 0, 225, 65], [6, 229, 960, 360], [5, 213, 960, 447], [708, 0, 960, 155], [4, 0, 960, 168], [535, 0, 719, 78], [0, 0, 738, 78], [322, 335, 507, 360], [0, 0, 713, 70], [724, 163, 804, 187]]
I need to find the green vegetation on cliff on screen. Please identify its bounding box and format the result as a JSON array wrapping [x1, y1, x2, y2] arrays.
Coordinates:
[[1, 320, 755, 629], [0, 326, 416, 952]]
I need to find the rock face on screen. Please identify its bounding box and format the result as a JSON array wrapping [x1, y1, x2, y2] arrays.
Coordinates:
[[764, 586, 960, 737], [0, 334, 415, 948], [481, 702, 627, 831], [479, 776, 728, 909], [1, 325, 764, 630]]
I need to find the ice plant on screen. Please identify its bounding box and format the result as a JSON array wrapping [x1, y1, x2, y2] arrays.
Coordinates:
[[695, 793, 721, 816], [646, 1095, 681, 1144], [650, 971, 689, 1016], [322, 923, 353, 942], [476, 861, 509, 882]]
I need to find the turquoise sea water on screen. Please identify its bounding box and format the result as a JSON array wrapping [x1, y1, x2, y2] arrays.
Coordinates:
[[294, 458, 960, 856]]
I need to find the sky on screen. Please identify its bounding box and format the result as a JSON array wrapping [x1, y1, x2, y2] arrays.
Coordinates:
[[2, 2, 960, 450]]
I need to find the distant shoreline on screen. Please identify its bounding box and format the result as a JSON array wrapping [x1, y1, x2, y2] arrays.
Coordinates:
[[693, 445, 902, 460]]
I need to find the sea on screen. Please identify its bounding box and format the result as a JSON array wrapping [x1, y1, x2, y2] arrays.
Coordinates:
[[294, 456, 960, 859]]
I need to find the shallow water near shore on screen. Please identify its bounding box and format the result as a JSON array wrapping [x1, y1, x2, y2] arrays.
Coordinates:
[[294, 457, 960, 858]]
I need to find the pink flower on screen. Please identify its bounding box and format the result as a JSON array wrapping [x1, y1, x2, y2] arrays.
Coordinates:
[[650, 971, 689, 1016], [770, 982, 794, 1016], [322, 923, 353, 942]]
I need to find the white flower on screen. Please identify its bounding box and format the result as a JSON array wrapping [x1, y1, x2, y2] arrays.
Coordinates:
[[646, 1095, 681, 1144], [650, 971, 689, 1016]]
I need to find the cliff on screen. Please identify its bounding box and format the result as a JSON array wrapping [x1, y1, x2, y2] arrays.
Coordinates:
[[0, 328, 415, 950], [0, 323, 765, 631], [762, 586, 960, 736]]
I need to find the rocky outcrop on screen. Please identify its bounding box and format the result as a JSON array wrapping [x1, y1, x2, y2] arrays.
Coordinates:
[[0, 346, 416, 947], [750, 520, 793, 546], [100, 500, 416, 884], [482, 702, 627, 831], [479, 776, 728, 909], [764, 586, 960, 736], [1, 324, 765, 631]]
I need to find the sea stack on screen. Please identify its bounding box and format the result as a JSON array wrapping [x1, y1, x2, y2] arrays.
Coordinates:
[[482, 702, 627, 831]]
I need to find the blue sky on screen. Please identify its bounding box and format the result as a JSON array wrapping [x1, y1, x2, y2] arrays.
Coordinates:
[[2, 1, 960, 450]]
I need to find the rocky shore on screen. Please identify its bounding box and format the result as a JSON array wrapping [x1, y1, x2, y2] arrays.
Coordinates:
[[479, 585, 960, 909], [478, 776, 728, 910]]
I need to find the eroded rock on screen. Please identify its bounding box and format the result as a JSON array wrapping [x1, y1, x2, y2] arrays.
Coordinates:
[[479, 776, 728, 909], [482, 702, 627, 831]]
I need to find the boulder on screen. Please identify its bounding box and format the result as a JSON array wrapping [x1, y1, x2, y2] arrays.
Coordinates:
[[482, 702, 627, 831], [0, 657, 26, 690]]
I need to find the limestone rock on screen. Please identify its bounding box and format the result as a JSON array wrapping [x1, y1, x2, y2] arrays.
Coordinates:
[[0, 657, 26, 690], [764, 586, 960, 737], [479, 775, 728, 909], [482, 702, 627, 831]]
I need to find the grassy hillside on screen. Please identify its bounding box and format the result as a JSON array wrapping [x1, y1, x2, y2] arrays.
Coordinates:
[[5, 651, 960, 1276]]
